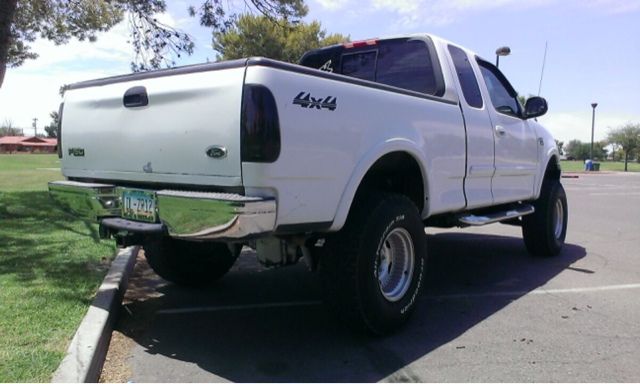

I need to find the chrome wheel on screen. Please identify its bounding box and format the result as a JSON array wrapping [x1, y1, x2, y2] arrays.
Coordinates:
[[553, 199, 564, 239], [377, 228, 415, 302]]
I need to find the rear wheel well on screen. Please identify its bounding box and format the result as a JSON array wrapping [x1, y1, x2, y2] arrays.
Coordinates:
[[354, 152, 425, 212]]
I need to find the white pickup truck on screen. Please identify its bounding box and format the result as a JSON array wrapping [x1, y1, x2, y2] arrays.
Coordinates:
[[49, 34, 567, 334]]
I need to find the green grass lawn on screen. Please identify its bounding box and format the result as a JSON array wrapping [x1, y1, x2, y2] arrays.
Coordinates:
[[0, 154, 116, 382], [0, 154, 64, 191], [560, 160, 640, 173]]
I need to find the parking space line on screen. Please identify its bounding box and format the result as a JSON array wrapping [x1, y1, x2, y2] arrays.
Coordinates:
[[565, 186, 640, 191], [156, 284, 640, 315], [157, 300, 324, 315], [589, 192, 640, 196], [426, 283, 640, 300]]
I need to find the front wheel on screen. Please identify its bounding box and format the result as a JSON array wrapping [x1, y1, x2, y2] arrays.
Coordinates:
[[320, 193, 427, 335], [522, 180, 568, 256]]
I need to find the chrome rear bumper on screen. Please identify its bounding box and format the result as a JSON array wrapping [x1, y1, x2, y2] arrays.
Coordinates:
[[48, 181, 276, 241]]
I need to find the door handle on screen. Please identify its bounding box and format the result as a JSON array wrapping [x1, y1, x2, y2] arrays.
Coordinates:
[[123, 86, 149, 108], [495, 125, 506, 137]]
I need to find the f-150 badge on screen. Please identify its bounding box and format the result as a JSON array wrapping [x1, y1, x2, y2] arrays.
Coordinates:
[[293, 92, 337, 111]]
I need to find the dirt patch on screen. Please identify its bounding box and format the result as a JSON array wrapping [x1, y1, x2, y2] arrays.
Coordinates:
[[100, 331, 134, 383], [100, 250, 166, 383]]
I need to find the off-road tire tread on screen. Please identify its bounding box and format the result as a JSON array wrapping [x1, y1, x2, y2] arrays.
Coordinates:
[[320, 192, 423, 334], [522, 180, 567, 257]]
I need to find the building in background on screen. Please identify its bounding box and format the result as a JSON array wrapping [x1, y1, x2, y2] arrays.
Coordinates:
[[0, 136, 57, 153]]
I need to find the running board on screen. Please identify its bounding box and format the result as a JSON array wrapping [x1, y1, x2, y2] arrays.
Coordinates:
[[458, 204, 535, 226]]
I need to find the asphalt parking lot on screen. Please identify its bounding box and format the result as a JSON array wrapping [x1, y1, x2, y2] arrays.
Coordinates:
[[103, 173, 640, 382]]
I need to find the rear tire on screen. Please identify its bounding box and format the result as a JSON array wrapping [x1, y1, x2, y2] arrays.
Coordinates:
[[143, 237, 239, 287], [522, 180, 568, 256], [320, 192, 427, 335]]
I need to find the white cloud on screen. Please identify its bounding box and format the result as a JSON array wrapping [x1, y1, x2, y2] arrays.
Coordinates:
[[314, 0, 351, 11], [369, 0, 539, 30], [13, 9, 199, 75], [16, 20, 131, 73], [0, 17, 133, 133], [369, 0, 638, 29], [0, 8, 203, 133], [372, 0, 418, 14], [538, 111, 640, 145], [0, 68, 127, 135], [154, 10, 193, 29], [587, 0, 640, 14]]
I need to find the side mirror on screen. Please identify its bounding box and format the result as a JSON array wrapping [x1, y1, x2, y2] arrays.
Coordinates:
[[524, 96, 548, 119]]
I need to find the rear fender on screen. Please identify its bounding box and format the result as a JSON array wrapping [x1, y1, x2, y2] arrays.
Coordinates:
[[328, 139, 429, 232]]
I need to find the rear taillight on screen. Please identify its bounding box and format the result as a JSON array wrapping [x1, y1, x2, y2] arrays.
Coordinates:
[[241, 84, 280, 163], [57, 102, 64, 158], [342, 39, 378, 49]]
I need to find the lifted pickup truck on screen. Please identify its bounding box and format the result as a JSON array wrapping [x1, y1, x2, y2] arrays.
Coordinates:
[[49, 34, 566, 334]]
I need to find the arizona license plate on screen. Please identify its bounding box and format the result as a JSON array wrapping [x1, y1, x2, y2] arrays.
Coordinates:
[[122, 189, 157, 223]]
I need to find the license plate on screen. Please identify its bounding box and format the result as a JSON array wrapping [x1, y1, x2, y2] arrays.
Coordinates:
[[122, 189, 157, 223]]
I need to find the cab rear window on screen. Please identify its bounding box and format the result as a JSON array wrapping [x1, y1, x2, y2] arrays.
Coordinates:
[[341, 51, 376, 81], [300, 38, 438, 95]]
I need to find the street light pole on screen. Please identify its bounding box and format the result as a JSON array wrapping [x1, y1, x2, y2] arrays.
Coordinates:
[[495, 46, 511, 68], [590, 103, 598, 161]]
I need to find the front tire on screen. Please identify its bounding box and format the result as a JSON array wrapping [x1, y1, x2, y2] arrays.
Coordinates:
[[522, 180, 568, 256], [143, 237, 239, 287], [320, 193, 427, 335]]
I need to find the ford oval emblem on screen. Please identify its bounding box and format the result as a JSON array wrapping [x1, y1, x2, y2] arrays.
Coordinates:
[[206, 146, 227, 159]]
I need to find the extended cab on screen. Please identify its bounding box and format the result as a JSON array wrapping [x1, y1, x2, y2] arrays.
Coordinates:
[[49, 34, 566, 334]]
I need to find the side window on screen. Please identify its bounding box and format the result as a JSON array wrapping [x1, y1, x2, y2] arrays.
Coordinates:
[[477, 61, 520, 117], [448, 45, 483, 108], [299, 47, 342, 73], [302, 38, 443, 96], [376, 40, 437, 94], [341, 51, 376, 82]]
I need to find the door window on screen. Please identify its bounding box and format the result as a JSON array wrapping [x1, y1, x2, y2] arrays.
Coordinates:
[[477, 61, 521, 117]]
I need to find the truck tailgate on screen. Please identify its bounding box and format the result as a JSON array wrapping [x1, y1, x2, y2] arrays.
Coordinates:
[[60, 66, 246, 187]]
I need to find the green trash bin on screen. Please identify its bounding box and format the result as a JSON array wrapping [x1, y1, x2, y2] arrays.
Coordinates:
[[592, 163, 601, 171]]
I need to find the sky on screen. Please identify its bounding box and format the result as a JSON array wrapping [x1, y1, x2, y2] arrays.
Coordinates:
[[1, 0, 638, 145]]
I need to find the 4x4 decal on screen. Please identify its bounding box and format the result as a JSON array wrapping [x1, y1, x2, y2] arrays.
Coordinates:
[[293, 92, 337, 111]]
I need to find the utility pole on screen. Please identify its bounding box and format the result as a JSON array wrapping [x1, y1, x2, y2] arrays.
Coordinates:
[[590, 103, 598, 161], [32, 118, 38, 137]]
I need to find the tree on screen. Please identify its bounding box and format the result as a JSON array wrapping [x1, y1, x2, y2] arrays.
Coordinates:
[[607, 123, 640, 171], [564, 139, 586, 160], [213, 14, 347, 63], [594, 140, 608, 161], [564, 139, 607, 161], [0, 118, 23, 136], [44, 110, 58, 138], [564, 140, 582, 159], [0, 0, 307, 88]]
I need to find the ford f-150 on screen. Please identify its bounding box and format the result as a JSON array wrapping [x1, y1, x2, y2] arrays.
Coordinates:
[[49, 34, 566, 334]]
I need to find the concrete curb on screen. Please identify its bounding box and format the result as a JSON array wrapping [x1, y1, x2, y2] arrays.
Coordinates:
[[52, 246, 139, 383], [563, 171, 614, 175]]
